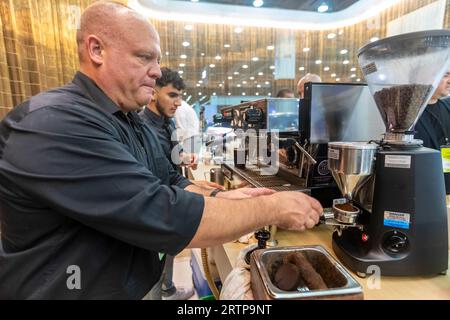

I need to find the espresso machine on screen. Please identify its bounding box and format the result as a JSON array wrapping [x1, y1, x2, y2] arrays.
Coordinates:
[[327, 30, 450, 277]]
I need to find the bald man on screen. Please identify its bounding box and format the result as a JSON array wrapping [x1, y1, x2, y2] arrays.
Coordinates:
[[0, 1, 322, 299], [297, 73, 322, 99]]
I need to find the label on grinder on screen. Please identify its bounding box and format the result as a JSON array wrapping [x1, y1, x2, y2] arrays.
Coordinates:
[[328, 148, 339, 160], [384, 155, 411, 169], [384, 211, 410, 229]]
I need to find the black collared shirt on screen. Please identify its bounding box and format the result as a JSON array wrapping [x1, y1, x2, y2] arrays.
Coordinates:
[[0, 72, 204, 299], [415, 98, 450, 150], [139, 108, 181, 171]]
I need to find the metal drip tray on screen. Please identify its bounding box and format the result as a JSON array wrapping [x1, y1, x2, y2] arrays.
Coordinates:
[[250, 246, 363, 300]]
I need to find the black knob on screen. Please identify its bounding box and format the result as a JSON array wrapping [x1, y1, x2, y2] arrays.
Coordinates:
[[383, 231, 409, 254], [255, 229, 271, 249]]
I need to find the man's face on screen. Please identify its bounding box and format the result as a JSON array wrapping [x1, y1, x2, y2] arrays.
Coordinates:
[[154, 84, 183, 118], [434, 69, 450, 99], [101, 20, 162, 112]]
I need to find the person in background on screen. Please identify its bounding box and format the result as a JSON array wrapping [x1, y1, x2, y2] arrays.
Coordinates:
[[297, 73, 322, 99], [415, 68, 450, 193], [276, 88, 295, 98], [0, 1, 323, 299], [174, 100, 202, 164]]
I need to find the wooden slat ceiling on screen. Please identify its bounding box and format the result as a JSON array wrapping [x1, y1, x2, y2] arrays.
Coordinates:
[[174, 0, 360, 12]]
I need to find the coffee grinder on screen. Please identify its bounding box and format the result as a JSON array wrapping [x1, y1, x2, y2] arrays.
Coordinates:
[[327, 30, 450, 277]]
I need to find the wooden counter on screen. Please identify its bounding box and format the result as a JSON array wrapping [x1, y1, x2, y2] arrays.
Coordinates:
[[190, 164, 450, 300]]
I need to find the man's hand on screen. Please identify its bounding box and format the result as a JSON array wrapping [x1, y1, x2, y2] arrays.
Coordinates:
[[191, 180, 225, 190], [180, 152, 198, 170], [269, 192, 323, 231], [215, 187, 276, 200]]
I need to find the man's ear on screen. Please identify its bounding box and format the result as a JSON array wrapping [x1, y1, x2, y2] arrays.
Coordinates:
[[86, 35, 104, 65]]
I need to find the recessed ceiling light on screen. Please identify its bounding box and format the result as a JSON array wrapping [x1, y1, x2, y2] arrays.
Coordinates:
[[242, 92, 246, 96], [198, 80, 203, 83], [213, 92, 217, 96], [303, 47, 310, 53], [324, 66, 330, 71], [253, 0, 264, 8], [182, 41, 190, 47], [179, 63, 185, 67], [269, 65, 275, 70], [343, 60, 350, 64], [317, 3, 329, 13], [336, 78, 341, 82], [209, 64, 215, 68], [178, 70, 184, 74], [250, 76, 255, 80], [338, 29, 344, 35], [180, 54, 187, 59], [224, 44, 230, 48], [258, 72, 264, 76], [215, 55, 221, 60], [340, 49, 348, 55], [198, 92, 202, 95], [331, 73, 336, 77], [234, 72, 239, 75], [242, 81, 247, 84], [268, 93, 272, 96], [370, 37, 380, 42], [237, 84, 242, 87], [196, 84, 200, 87], [350, 67, 356, 72], [219, 84, 223, 87], [256, 92, 259, 96], [252, 57, 259, 61], [267, 45, 274, 50], [257, 84, 261, 88], [299, 67, 305, 71], [165, 51, 169, 56], [228, 76, 233, 80], [351, 74, 356, 78], [356, 78, 361, 82], [201, 53, 205, 56], [315, 60, 322, 65], [184, 24, 193, 31], [228, 92, 231, 96], [234, 27, 243, 33], [242, 65, 249, 69], [327, 33, 336, 39], [265, 81, 270, 85]]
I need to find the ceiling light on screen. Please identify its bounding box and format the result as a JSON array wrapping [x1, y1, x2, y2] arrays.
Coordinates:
[[215, 55, 222, 60], [250, 76, 255, 80], [242, 81, 247, 84], [267, 45, 274, 50], [234, 27, 243, 33], [183, 92, 187, 96], [219, 84, 223, 87], [331, 73, 336, 77], [242, 92, 246, 96], [201, 53, 205, 56], [228, 93, 231, 96], [184, 24, 193, 31], [198, 80, 203, 83], [335, 78, 340, 81], [179, 63, 185, 67], [196, 84, 200, 87], [299, 67, 305, 71], [209, 64, 215, 68], [242, 65, 249, 69], [350, 67, 356, 72], [224, 44, 230, 48], [338, 29, 344, 35], [356, 78, 361, 82], [265, 81, 270, 85], [327, 33, 336, 39], [237, 84, 242, 87], [180, 54, 187, 59], [324, 66, 330, 71], [315, 60, 322, 65], [198, 92, 202, 96], [340, 49, 348, 54], [228, 76, 233, 80], [258, 72, 264, 76], [165, 51, 169, 56], [343, 60, 349, 64], [257, 84, 261, 88], [256, 92, 259, 96], [370, 37, 380, 42], [182, 41, 190, 47], [268, 93, 272, 96], [303, 47, 310, 53], [317, 2, 329, 13], [269, 65, 275, 69], [234, 72, 239, 75], [252, 57, 259, 61], [351, 74, 356, 78], [213, 92, 217, 96], [253, 0, 264, 8], [178, 70, 184, 74]]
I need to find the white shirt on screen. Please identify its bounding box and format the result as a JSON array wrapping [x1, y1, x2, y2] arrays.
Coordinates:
[[175, 101, 200, 153]]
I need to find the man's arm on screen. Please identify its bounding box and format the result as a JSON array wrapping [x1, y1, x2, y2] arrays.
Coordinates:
[[187, 191, 323, 248]]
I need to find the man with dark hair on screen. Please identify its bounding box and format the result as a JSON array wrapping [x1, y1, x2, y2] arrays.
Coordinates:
[[0, 1, 322, 299], [276, 88, 295, 98]]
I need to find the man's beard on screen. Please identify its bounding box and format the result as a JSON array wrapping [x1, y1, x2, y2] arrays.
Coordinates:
[[156, 100, 171, 119]]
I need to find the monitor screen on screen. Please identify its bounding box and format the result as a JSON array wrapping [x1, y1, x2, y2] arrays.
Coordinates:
[[266, 98, 299, 132], [303, 83, 385, 143]]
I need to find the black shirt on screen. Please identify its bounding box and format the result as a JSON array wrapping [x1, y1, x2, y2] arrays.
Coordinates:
[[415, 98, 450, 150], [0, 72, 204, 299], [139, 108, 181, 171]]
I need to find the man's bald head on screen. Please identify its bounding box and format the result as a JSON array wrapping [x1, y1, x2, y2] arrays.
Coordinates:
[[297, 73, 322, 99], [76, 1, 157, 63]]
